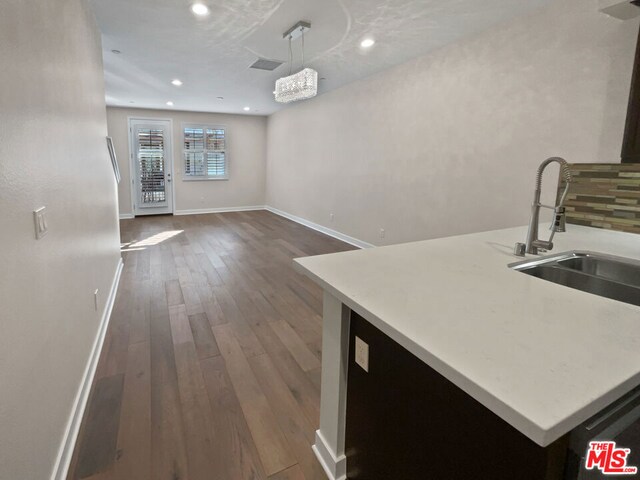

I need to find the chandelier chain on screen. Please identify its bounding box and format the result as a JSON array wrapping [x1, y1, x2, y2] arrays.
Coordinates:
[[288, 35, 292, 75]]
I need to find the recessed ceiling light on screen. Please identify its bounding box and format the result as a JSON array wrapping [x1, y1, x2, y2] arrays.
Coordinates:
[[360, 38, 375, 48], [191, 3, 210, 16], [166, 101, 174, 106], [243, 107, 250, 111], [111, 49, 121, 54], [171, 79, 183, 86]]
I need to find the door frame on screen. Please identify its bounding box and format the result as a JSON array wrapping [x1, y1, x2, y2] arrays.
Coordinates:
[[127, 116, 176, 216]]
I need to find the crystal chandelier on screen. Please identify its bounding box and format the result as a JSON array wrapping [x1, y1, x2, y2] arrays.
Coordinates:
[[274, 21, 318, 104], [274, 68, 318, 103]]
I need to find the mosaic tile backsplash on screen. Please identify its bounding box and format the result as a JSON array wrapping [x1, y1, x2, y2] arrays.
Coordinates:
[[558, 163, 640, 234]]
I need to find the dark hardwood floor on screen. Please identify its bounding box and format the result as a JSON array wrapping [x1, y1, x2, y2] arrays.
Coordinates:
[[67, 210, 355, 480]]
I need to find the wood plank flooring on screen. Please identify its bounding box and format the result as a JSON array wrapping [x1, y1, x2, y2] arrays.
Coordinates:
[[66, 210, 354, 480]]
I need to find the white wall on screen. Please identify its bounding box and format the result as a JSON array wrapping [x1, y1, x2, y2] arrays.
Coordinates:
[[107, 107, 267, 216], [0, 0, 122, 479], [266, 0, 639, 246]]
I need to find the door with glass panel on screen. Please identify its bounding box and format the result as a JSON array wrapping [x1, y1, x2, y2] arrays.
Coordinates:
[[129, 119, 173, 216]]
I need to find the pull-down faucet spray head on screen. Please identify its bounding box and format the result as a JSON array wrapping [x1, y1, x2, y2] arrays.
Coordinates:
[[555, 161, 572, 233]]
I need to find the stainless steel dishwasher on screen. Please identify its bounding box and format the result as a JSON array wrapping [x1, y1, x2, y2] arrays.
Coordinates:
[[564, 386, 640, 478]]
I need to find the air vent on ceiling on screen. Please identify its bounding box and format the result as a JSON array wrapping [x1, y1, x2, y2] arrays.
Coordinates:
[[250, 58, 284, 71]]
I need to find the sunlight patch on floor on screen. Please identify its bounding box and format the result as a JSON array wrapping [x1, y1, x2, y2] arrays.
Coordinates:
[[120, 229, 184, 251]]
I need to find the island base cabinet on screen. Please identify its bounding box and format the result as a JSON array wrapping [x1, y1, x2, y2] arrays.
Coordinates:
[[345, 312, 568, 480]]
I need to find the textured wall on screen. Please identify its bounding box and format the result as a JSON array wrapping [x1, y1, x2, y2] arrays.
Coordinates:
[[0, 0, 122, 478], [562, 163, 640, 233], [266, 0, 639, 246], [107, 107, 267, 215]]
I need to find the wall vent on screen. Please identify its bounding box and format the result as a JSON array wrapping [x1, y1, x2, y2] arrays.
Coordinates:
[[249, 58, 283, 71]]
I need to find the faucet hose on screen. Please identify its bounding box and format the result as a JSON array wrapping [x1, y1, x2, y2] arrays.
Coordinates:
[[535, 157, 572, 192]]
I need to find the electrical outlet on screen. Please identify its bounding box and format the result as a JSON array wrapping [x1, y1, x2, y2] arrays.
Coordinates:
[[330, 213, 335, 222], [94, 289, 99, 311], [355, 336, 369, 372], [379, 228, 385, 239], [33, 206, 48, 239]]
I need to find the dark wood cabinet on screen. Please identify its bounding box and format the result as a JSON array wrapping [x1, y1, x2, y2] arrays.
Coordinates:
[[622, 25, 640, 163], [345, 312, 568, 479]]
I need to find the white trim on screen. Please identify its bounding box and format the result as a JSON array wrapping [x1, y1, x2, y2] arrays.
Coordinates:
[[182, 177, 229, 181], [173, 205, 266, 216], [265, 206, 374, 249], [50, 258, 124, 480], [312, 430, 347, 480], [126, 204, 374, 248], [119, 213, 134, 220]]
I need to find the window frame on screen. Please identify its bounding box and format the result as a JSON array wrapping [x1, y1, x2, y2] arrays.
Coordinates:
[[181, 123, 229, 181]]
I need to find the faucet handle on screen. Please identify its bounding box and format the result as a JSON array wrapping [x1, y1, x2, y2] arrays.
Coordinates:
[[533, 239, 553, 251]]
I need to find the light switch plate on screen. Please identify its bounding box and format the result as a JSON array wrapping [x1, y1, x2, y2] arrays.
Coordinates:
[[33, 206, 48, 239], [355, 336, 369, 372]]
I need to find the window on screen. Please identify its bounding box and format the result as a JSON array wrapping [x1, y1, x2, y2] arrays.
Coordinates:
[[183, 125, 227, 179]]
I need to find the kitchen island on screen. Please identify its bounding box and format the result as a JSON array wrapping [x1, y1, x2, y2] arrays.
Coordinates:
[[293, 225, 640, 480]]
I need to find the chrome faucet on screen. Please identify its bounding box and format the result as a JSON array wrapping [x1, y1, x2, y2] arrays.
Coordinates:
[[514, 157, 572, 256]]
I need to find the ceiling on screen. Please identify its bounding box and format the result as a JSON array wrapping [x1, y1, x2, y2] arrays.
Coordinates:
[[90, 0, 552, 116]]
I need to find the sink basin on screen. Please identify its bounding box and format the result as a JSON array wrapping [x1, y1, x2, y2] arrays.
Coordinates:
[[556, 255, 640, 289], [510, 252, 640, 308]]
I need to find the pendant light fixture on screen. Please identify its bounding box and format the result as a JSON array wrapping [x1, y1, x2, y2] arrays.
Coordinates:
[[274, 21, 318, 103]]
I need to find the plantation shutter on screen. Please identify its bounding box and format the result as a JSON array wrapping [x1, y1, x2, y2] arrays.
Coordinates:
[[183, 125, 227, 179]]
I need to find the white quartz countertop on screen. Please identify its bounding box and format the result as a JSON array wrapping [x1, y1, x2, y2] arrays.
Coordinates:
[[293, 225, 640, 447]]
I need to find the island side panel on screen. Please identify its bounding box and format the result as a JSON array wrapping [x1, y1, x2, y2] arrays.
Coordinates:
[[344, 311, 568, 480], [312, 291, 351, 480]]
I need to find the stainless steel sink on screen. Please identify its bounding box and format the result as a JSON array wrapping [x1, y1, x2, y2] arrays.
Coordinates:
[[510, 251, 640, 308]]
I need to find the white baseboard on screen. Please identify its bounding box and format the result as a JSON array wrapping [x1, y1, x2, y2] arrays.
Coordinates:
[[50, 257, 124, 480], [313, 430, 347, 480], [265, 206, 374, 249], [119, 213, 134, 220], [173, 205, 266, 216], [125, 203, 373, 248]]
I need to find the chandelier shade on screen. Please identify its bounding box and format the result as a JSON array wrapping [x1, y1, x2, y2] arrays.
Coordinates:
[[274, 67, 318, 103]]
